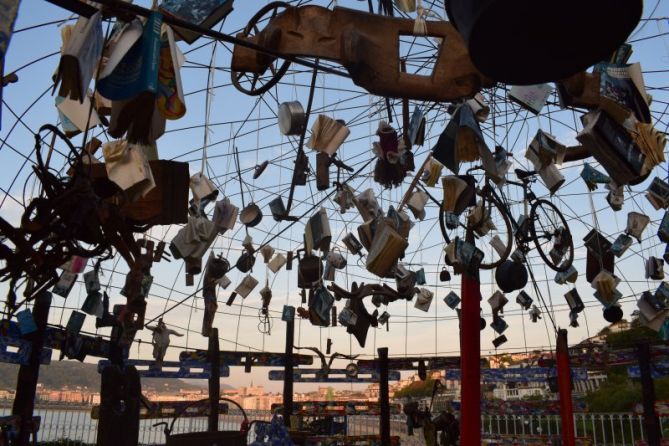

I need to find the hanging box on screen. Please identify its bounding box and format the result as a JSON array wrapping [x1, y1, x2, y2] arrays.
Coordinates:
[[89, 160, 189, 227], [366, 224, 408, 278], [576, 110, 645, 186]]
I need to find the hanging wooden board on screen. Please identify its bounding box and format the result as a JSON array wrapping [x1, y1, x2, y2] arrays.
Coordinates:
[[0, 336, 51, 366], [97, 359, 230, 379], [179, 350, 313, 367], [91, 400, 229, 420], [44, 327, 128, 359], [268, 369, 400, 383]]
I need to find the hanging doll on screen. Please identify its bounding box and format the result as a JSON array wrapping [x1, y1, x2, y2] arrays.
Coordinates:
[[146, 319, 183, 366]]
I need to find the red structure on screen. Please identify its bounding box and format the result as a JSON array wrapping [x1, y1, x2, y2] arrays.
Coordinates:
[[557, 329, 576, 446], [460, 269, 481, 445]]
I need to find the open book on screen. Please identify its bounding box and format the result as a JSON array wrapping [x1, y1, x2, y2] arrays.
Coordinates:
[[54, 11, 103, 102]]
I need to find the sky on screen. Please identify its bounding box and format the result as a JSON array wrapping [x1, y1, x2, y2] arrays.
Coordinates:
[[1, 0, 669, 393]]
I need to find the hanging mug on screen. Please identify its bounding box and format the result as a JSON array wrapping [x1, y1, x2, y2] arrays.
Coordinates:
[[326, 248, 347, 270]]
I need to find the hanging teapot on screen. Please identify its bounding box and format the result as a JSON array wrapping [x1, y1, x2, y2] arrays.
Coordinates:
[[236, 251, 256, 273]]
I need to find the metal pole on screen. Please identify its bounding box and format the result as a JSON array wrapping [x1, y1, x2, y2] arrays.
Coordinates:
[[208, 328, 220, 432], [283, 318, 295, 427], [12, 291, 52, 446], [557, 329, 576, 446], [638, 342, 660, 446], [459, 231, 481, 446], [378, 347, 391, 446]]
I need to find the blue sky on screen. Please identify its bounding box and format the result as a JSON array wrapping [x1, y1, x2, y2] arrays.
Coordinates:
[[2, 0, 669, 392]]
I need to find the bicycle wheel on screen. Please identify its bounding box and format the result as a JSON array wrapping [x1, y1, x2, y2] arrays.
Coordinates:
[[529, 199, 574, 272], [440, 192, 513, 270], [471, 193, 513, 270]]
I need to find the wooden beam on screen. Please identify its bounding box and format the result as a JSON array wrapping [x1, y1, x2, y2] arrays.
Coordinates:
[[208, 328, 220, 432], [11, 291, 51, 446], [283, 318, 294, 427]]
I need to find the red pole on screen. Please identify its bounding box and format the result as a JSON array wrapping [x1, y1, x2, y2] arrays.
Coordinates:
[[459, 251, 481, 446], [557, 328, 576, 446]]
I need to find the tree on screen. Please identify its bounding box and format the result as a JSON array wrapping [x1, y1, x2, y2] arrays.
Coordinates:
[[325, 386, 335, 401], [393, 378, 436, 399]]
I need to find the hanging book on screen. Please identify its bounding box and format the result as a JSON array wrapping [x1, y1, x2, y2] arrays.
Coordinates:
[[509, 84, 553, 115], [98, 12, 163, 143], [66, 311, 86, 335], [159, 0, 234, 44], [54, 11, 104, 102], [157, 25, 186, 120]]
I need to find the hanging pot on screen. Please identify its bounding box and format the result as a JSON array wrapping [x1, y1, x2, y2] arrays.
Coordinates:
[[236, 251, 256, 273], [239, 202, 262, 227], [444, 0, 642, 85], [278, 101, 306, 136]]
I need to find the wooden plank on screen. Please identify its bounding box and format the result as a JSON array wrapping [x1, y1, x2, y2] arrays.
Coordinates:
[[356, 355, 483, 370], [97, 360, 229, 379], [0, 337, 51, 365], [12, 291, 51, 446]]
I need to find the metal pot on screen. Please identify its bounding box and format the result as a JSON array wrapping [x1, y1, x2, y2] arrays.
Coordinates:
[[239, 202, 262, 227], [445, 0, 642, 85], [236, 251, 256, 273], [278, 101, 306, 136]]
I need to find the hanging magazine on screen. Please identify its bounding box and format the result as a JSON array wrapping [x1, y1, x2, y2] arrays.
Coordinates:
[[599, 62, 650, 123], [98, 12, 162, 101], [159, 0, 234, 44], [98, 12, 164, 143]]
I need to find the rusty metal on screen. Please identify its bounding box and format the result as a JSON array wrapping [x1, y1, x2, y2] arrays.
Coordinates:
[[0, 125, 143, 317], [232, 5, 493, 101]]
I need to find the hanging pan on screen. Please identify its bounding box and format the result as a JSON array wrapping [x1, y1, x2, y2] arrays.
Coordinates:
[[239, 202, 262, 227]]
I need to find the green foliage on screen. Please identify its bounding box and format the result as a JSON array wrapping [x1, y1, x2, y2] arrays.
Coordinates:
[[393, 378, 436, 398], [586, 372, 669, 412], [605, 326, 658, 349], [585, 373, 641, 412]]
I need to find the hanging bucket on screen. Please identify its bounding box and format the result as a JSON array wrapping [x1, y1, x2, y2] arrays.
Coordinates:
[[444, 0, 642, 85]]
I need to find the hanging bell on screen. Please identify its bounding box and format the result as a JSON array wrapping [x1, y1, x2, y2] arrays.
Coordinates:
[[444, 0, 642, 85]]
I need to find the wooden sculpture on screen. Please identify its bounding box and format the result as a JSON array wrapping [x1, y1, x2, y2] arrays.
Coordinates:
[[231, 4, 493, 101]]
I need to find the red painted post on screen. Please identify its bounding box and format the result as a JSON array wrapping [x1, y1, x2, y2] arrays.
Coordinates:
[[459, 253, 481, 446], [557, 329, 576, 446]]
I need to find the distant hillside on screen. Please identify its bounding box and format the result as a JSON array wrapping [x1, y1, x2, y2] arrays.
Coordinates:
[[0, 361, 232, 393]]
